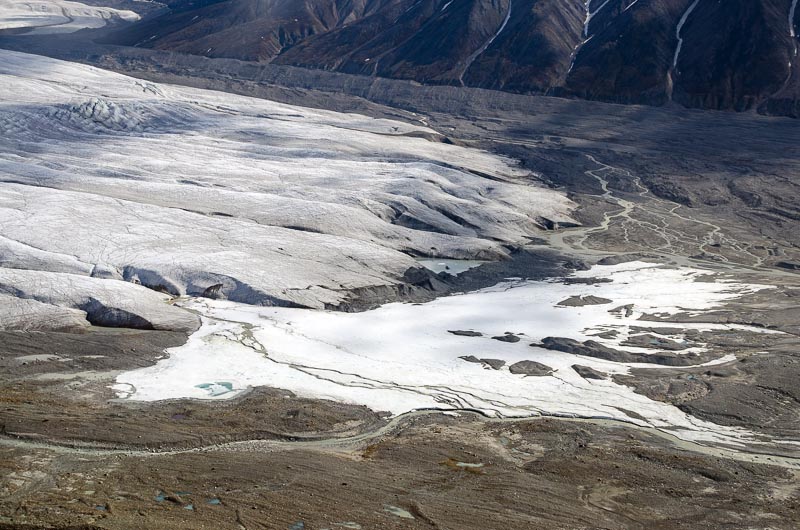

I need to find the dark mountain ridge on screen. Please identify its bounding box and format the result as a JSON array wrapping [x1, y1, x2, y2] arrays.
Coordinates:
[[106, 0, 800, 116]]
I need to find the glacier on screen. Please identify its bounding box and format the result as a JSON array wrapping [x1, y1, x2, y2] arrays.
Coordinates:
[[0, 49, 576, 318], [0, 0, 139, 34]]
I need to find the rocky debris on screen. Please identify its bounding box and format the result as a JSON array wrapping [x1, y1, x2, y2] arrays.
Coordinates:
[[562, 260, 591, 271], [597, 254, 661, 266], [614, 373, 711, 405], [557, 295, 613, 307], [481, 358, 506, 370], [449, 249, 581, 292], [572, 364, 607, 380], [459, 356, 506, 370], [623, 334, 693, 351], [491, 333, 521, 343], [561, 277, 613, 285], [703, 366, 739, 378], [449, 330, 483, 337], [612, 407, 648, 422], [509, 360, 554, 377], [618, 349, 800, 440], [609, 304, 634, 318], [540, 337, 623, 358], [591, 330, 619, 340], [629, 326, 689, 336], [776, 261, 800, 271], [3, 411, 797, 529], [0, 379, 382, 449], [538, 217, 582, 231], [538, 337, 704, 367]]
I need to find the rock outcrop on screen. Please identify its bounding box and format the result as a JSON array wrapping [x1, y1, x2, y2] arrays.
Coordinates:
[[509, 360, 553, 376]]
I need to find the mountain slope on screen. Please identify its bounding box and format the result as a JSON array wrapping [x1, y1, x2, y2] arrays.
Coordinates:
[[105, 0, 800, 116], [109, 0, 396, 61]]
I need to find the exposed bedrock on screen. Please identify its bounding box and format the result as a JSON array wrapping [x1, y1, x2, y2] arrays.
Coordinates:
[[623, 333, 695, 351], [449, 329, 483, 337], [538, 337, 705, 366], [572, 364, 608, 380], [492, 332, 522, 343], [508, 360, 554, 376], [614, 346, 800, 441], [459, 356, 506, 370]]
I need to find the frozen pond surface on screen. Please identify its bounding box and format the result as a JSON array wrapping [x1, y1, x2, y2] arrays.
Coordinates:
[[417, 258, 487, 275], [114, 262, 777, 446]]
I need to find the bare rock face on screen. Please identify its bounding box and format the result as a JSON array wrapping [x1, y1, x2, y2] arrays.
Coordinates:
[[509, 360, 553, 376], [623, 333, 693, 351], [460, 356, 506, 370], [481, 358, 506, 370], [492, 332, 522, 343], [572, 364, 607, 380], [538, 337, 705, 367], [107, 0, 396, 63], [669, 0, 798, 113], [105, 0, 800, 116], [449, 330, 483, 337]]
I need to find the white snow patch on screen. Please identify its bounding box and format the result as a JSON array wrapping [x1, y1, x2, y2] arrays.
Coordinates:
[[115, 262, 776, 446], [622, 0, 641, 14], [672, 0, 701, 69]]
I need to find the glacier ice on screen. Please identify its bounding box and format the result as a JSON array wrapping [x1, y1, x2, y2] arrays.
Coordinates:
[[0, 49, 575, 310]]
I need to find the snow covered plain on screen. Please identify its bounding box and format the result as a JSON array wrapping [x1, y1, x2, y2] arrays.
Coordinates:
[[114, 262, 777, 446], [0, 49, 575, 319], [0, 0, 139, 34]]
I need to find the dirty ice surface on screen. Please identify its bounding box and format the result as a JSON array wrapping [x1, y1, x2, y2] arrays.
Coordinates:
[[114, 262, 777, 446], [0, 0, 139, 34], [0, 49, 574, 311]]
